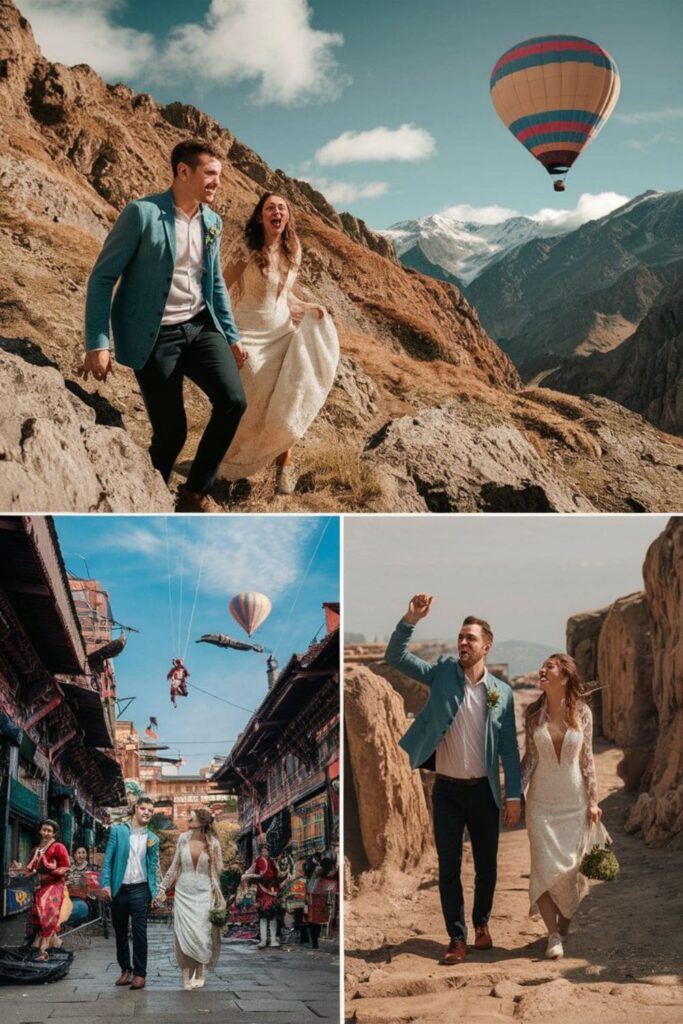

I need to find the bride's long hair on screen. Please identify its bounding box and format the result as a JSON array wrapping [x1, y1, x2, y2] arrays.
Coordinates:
[[244, 192, 300, 273], [191, 807, 221, 879], [525, 653, 585, 737]]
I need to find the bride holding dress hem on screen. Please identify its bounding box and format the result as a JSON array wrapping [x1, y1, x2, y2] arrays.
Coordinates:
[[157, 808, 225, 990], [522, 653, 602, 961], [220, 192, 339, 495]]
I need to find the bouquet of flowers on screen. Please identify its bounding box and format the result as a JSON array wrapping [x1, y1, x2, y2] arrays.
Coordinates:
[[209, 907, 227, 927], [579, 821, 619, 881]]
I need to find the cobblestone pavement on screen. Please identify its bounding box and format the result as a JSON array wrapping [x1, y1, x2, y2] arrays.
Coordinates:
[[0, 919, 340, 1023]]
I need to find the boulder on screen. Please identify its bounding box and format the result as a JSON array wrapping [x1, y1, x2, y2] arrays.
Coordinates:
[[344, 664, 432, 873]]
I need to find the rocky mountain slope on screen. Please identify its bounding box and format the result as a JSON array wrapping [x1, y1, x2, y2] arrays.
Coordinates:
[[467, 190, 683, 375], [544, 272, 683, 436], [1, 0, 683, 512]]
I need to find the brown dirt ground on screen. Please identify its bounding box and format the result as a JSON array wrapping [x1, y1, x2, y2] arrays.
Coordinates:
[[344, 742, 683, 1023]]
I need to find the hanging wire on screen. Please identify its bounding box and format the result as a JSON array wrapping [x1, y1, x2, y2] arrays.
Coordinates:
[[181, 519, 210, 661], [184, 680, 255, 715], [164, 519, 177, 657], [177, 519, 186, 659], [271, 518, 331, 657]]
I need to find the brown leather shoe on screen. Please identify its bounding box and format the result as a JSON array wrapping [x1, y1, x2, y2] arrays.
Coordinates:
[[115, 970, 132, 986], [130, 976, 146, 989], [474, 925, 493, 950], [175, 486, 221, 514], [440, 938, 467, 965]]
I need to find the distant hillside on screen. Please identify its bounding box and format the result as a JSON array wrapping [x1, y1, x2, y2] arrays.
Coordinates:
[[490, 639, 560, 678], [466, 190, 683, 375]]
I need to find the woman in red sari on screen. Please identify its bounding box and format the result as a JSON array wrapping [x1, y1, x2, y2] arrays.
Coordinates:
[[14, 819, 71, 959]]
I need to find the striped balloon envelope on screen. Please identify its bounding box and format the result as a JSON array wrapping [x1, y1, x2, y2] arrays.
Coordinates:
[[490, 35, 620, 190], [229, 591, 272, 637]]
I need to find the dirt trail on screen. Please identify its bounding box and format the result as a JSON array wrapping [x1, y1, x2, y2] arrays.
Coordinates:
[[345, 742, 683, 1023]]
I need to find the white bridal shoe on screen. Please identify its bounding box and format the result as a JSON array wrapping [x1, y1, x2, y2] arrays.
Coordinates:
[[275, 464, 297, 495], [545, 932, 564, 959]]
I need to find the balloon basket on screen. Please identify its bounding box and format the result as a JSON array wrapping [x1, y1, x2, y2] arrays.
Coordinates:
[[553, 180, 566, 192]]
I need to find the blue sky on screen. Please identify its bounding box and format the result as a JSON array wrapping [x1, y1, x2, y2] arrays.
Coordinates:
[[54, 515, 339, 775], [344, 515, 669, 648], [18, 0, 682, 228]]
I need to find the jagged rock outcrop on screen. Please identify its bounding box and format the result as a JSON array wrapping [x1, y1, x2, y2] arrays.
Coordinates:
[[625, 519, 683, 846], [344, 664, 431, 873], [544, 273, 683, 437], [0, 342, 173, 511], [597, 593, 657, 790], [361, 395, 683, 513], [566, 606, 610, 738]]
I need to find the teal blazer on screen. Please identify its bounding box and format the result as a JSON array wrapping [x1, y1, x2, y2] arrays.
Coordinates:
[[85, 190, 240, 369], [385, 620, 521, 808], [99, 822, 160, 900]]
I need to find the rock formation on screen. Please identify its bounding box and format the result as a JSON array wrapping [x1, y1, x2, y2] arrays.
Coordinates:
[[566, 605, 610, 738], [596, 593, 657, 790], [344, 664, 431, 874], [0, 341, 173, 511], [568, 517, 683, 845], [2, 0, 683, 511], [626, 518, 683, 846], [544, 272, 683, 437]]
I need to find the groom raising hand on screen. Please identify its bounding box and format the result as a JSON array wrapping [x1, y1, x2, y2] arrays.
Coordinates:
[[385, 594, 521, 965]]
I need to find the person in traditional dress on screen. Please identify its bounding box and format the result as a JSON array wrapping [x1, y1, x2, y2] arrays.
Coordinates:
[[167, 658, 190, 707], [157, 808, 225, 990], [65, 845, 99, 927], [522, 654, 602, 960], [243, 838, 282, 948], [11, 819, 71, 960], [220, 193, 339, 495]]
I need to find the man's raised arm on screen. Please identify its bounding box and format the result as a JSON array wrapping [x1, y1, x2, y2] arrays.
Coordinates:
[[384, 594, 438, 687]]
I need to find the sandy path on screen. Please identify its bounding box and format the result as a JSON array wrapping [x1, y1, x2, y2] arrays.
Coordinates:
[[345, 742, 683, 1023]]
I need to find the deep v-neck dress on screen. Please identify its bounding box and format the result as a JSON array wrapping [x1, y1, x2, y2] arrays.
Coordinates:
[[160, 832, 224, 970], [522, 702, 598, 918], [220, 242, 339, 479]]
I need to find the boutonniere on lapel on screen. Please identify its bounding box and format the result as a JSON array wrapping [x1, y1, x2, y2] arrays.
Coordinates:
[[204, 223, 220, 249], [486, 689, 501, 712], [146, 837, 156, 849]]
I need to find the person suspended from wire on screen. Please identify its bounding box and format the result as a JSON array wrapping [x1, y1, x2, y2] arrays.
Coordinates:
[[195, 633, 264, 653], [168, 657, 190, 707]]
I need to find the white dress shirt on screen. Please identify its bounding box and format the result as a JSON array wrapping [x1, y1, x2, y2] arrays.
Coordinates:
[[122, 826, 148, 885], [436, 668, 488, 778], [161, 206, 206, 325]]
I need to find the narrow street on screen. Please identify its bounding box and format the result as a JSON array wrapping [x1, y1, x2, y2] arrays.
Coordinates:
[[0, 922, 339, 1023]]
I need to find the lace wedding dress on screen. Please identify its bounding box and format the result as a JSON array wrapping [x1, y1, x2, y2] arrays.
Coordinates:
[[522, 702, 598, 918], [160, 832, 224, 971], [220, 242, 339, 479]]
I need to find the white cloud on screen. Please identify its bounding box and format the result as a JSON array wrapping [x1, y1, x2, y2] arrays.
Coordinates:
[[305, 177, 389, 204], [615, 107, 683, 125], [315, 123, 436, 165], [625, 132, 683, 152], [439, 203, 519, 225], [529, 191, 631, 232], [20, 0, 348, 105], [109, 517, 322, 600], [159, 0, 348, 104], [20, 0, 156, 79]]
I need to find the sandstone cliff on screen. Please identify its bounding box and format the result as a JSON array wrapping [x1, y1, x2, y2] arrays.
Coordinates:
[[2, 0, 683, 512], [568, 518, 683, 846], [344, 664, 432, 875]]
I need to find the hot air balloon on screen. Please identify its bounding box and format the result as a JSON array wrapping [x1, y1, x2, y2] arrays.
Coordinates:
[[490, 35, 620, 191], [229, 591, 272, 637]]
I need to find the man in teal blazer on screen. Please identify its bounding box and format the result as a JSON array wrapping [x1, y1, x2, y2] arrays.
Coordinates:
[[83, 138, 247, 512], [100, 796, 159, 989], [385, 595, 521, 965]]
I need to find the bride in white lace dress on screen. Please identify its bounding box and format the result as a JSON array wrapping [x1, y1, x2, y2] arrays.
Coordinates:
[[522, 654, 601, 960], [220, 193, 339, 494], [157, 809, 225, 990]]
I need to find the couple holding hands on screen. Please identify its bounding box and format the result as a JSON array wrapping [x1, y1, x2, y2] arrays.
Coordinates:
[[385, 594, 603, 964], [82, 138, 338, 511]]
